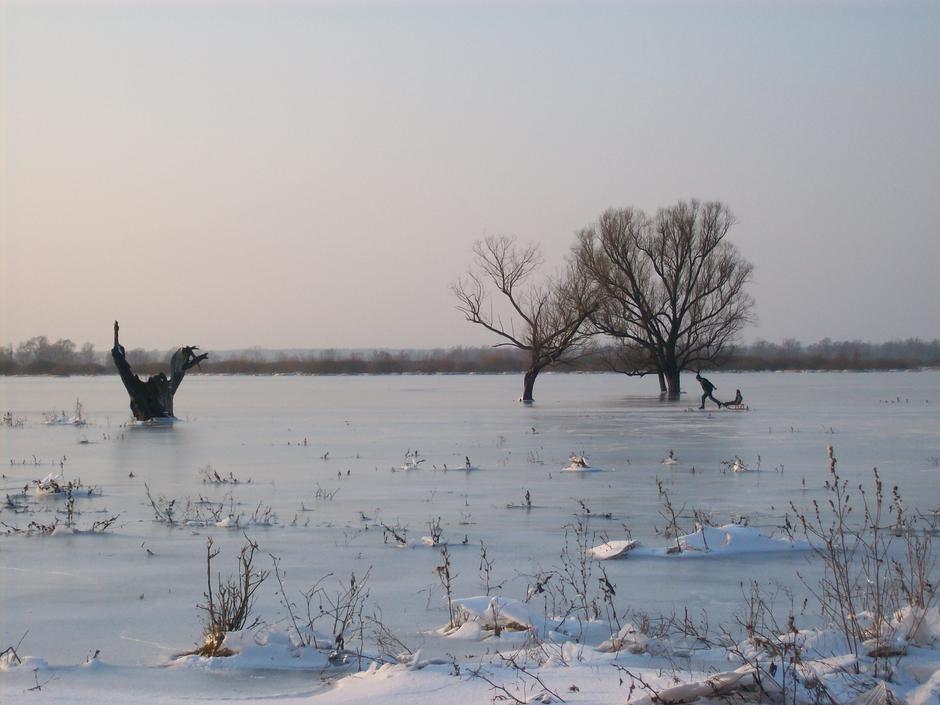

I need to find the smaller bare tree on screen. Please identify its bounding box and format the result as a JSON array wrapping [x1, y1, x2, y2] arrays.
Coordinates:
[[453, 235, 594, 402]]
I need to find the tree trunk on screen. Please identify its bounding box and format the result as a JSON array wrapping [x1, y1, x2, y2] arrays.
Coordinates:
[[664, 366, 681, 400], [112, 326, 207, 421], [657, 369, 666, 396], [522, 367, 541, 402]]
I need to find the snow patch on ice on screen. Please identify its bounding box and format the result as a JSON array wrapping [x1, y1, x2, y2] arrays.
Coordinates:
[[171, 626, 331, 671], [0, 651, 48, 672], [589, 539, 640, 560], [452, 596, 538, 632], [631, 524, 810, 557]]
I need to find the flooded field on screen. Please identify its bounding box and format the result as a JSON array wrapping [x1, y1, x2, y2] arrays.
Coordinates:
[[1, 371, 938, 701]]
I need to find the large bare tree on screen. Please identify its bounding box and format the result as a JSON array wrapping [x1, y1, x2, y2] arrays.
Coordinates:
[[452, 235, 593, 402], [575, 200, 754, 399]]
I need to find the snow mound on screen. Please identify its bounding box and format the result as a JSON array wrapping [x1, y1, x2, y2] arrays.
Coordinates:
[[632, 524, 809, 557], [214, 515, 239, 529], [598, 623, 665, 655], [35, 473, 66, 496], [561, 453, 602, 472], [42, 412, 85, 426], [908, 669, 940, 705], [452, 596, 537, 632], [0, 651, 48, 672], [892, 606, 940, 647], [589, 539, 640, 560], [445, 621, 484, 640], [172, 627, 331, 670]]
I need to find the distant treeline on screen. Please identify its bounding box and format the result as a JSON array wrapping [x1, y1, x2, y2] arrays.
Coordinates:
[[2, 336, 939, 377], [724, 338, 940, 371]]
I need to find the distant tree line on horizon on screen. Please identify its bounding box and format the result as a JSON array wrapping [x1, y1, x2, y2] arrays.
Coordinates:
[[3, 335, 939, 377]]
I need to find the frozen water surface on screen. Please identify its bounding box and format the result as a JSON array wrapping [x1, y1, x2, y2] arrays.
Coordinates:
[[1, 371, 939, 699]]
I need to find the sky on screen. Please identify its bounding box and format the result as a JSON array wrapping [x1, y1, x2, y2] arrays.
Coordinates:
[[1, 0, 938, 350]]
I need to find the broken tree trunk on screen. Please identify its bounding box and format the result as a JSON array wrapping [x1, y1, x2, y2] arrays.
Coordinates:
[[111, 320, 208, 421]]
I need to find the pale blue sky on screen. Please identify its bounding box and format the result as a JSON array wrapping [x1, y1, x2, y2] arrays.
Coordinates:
[[2, 1, 938, 349]]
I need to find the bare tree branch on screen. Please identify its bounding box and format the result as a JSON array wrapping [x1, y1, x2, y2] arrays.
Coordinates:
[[453, 235, 595, 401]]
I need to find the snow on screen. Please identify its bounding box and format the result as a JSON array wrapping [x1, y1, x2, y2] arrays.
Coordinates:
[[589, 538, 640, 560], [908, 669, 940, 705], [2, 371, 940, 704], [626, 524, 810, 557], [598, 622, 666, 655], [172, 627, 332, 671], [131, 416, 178, 426], [4, 619, 940, 705], [892, 606, 940, 647], [561, 453, 603, 472], [443, 621, 483, 640], [320, 658, 628, 705], [452, 596, 538, 631]]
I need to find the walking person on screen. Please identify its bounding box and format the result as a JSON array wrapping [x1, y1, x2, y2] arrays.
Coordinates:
[[695, 372, 722, 409]]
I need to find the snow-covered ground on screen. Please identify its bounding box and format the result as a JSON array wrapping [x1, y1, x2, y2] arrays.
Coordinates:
[[2, 371, 939, 703]]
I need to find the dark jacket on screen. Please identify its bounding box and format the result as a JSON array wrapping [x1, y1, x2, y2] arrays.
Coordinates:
[[697, 376, 716, 394]]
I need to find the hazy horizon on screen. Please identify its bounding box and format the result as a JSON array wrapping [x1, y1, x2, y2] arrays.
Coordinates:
[[3, 1, 938, 351]]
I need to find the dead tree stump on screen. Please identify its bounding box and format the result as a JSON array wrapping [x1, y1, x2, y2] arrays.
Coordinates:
[[111, 320, 208, 421]]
